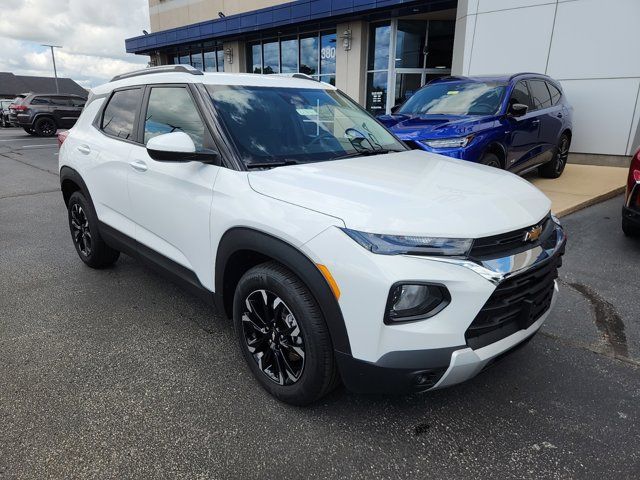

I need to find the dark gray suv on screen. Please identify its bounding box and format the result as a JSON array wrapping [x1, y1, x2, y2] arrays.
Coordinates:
[[9, 93, 86, 136]]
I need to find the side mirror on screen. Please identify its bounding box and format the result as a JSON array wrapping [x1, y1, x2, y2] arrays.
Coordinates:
[[508, 103, 528, 118], [146, 131, 219, 164], [390, 103, 403, 114]]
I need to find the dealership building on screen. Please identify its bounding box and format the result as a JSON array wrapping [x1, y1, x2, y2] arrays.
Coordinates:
[[126, 0, 640, 163]]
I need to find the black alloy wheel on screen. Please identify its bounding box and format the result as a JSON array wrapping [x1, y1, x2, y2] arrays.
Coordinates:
[[241, 289, 306, 385], [539, 133, 570, 178], [35, 117, 57, 137], [480, 152, 502, 169], [233, 262, 339, 405], [70, 203, 92, 257], [67, 191, 120, 268]]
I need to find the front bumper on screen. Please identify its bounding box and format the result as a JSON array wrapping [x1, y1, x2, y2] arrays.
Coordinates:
[[337, 284, 556, 394], [302, 217, 566, 395]]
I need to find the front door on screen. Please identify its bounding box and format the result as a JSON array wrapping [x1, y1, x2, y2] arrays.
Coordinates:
[[127, 84, 220, 286], [506, 81, 541, 170], [366, 18, 455, 114]]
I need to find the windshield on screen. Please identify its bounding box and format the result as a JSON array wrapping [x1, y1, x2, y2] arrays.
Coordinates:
[[206, 85, 405, 168], [398, 81, 506, 116]]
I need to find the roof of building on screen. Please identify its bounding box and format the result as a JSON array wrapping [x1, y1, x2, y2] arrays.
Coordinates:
[[0, 72, 87, 98], [125, 0, 454, 55]]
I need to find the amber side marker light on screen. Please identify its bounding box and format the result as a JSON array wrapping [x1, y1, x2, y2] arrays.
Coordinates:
[[316, 264, 341, 300]]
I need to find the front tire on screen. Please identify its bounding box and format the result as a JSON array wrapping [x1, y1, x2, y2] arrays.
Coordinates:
[[34, 117, 57, 137], [67, 191, 120, 268], [539, 133, 570, 178], [233, 262, 339, 405], [480, 152, 502, 169], [622, 217, 640, 238]]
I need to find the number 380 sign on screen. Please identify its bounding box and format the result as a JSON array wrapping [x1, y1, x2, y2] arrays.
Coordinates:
[[321, 46, 336, 60]]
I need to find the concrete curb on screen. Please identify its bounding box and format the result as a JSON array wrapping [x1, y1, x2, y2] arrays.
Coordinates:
[[556, 186, 625, 218]]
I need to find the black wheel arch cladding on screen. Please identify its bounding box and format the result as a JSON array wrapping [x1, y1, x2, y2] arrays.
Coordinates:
[[215, 227, 351, 355]]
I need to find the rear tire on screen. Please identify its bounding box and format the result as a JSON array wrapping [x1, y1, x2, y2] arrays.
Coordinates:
[[34, 117, 57, 137], [622, 217, 640, 238], [480, 152, 502, 169], [67, 191, 120, 268], [539, 133, 570, 179], [233, 261, 339, 405]]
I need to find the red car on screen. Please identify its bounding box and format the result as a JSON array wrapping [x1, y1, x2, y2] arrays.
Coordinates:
[[622, 148, 640, 237]]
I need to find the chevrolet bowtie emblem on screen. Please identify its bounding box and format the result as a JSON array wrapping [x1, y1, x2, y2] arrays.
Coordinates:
[[524, 224, 543, 242]]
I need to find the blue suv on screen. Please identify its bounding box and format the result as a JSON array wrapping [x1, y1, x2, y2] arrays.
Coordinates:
[[378, 73, 573, 178]]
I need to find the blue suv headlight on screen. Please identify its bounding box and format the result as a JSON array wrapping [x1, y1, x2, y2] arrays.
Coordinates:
[[423, 135, 474, 149]]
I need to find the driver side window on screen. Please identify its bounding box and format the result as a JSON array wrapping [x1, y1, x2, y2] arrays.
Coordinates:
[[509, 81, 534, 110], [144, 86, 205, 150]]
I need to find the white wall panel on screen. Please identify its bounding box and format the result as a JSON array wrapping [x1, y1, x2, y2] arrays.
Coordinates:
[[560, 78, 640, 155], [468, 4, 555, 75], [456, 0, 479, 19], [626, 84, 640, 156], [477, 0, 554, 14], [547, 0, 640, 79]]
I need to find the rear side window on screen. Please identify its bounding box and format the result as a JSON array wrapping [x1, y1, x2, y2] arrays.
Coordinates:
[[31, 97, 51, 105], [509, 81, 533, 109], [528, 80, 552, 110], [101, 88, 142, 140], [547, 82, 562, 106], [143, 86, 205, 149], [49, 96, 71, 106]]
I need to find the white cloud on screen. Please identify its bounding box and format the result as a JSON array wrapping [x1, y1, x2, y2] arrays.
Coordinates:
[[0, 0, 150, 88]]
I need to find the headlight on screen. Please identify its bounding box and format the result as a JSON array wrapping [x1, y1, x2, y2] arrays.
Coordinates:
[[423, 135, 474, 148], [385, 283, 450, 323], [341, 228, 472, 256]]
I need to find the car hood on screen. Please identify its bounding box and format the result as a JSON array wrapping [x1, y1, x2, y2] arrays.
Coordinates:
[[248, 150, 551, 238], [378, 113, 494, 140]]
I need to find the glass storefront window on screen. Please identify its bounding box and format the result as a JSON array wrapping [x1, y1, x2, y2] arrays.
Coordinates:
[[263, 41, 279, 74], [367, 23, 391, 71], [319, 75, 336, 86], [179, 53, 190, 65], [320, 32, 336, 75], [204, 50, 216, 72], [425, 20, 455, 69], [280, 37, 298, 73], [216, 49, 224, 72], [190, 49, 203, 70], [299, 34, 318, 76], [395, 21, 426, 69], [248, 43, 262, 73]]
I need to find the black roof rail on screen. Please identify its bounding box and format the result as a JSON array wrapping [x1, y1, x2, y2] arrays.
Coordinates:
[[508, 72, 548, 80], [274, 73, 320, 82], [110, 65, 204, 82]]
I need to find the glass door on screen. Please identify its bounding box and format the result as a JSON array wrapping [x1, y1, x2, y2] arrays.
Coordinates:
[[366, 19, 454, 114]]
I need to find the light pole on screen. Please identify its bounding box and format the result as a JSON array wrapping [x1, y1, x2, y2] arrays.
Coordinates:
[[41, 44, 62, 93]]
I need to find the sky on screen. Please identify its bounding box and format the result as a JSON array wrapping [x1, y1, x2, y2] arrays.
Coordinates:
[[0, 0, 150, 89]]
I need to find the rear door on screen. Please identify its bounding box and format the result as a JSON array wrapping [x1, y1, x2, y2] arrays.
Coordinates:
[[127, 84, 220, 285], [49, 96, 77, 128], [528, 79, 563, 163], [506, 81, 540, 170], [83, 87, 144, 239]]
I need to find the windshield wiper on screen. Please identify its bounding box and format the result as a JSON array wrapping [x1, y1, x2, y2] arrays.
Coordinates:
[[245, 159, 301, 170], [332, 148, 405, 160]]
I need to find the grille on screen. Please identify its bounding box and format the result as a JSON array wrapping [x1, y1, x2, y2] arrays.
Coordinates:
[[465, 251, 563, 350], [470, 214, 552, 259]]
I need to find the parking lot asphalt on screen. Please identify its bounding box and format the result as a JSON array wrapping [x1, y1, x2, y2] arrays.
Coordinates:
[[0, 128, 638, 479]]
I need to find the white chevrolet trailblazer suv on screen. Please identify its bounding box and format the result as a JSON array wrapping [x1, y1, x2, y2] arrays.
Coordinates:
[[58, 65, 566, 405]]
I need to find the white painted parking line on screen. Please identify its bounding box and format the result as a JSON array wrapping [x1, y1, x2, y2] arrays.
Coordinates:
[[21, 144, 57, 149]]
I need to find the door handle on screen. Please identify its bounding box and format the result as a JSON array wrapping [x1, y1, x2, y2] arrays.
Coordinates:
[[556, 113, 563, 118], [77, 144, 91, 155], [130, 160, 148, 172], [531, 119, 540, 126]]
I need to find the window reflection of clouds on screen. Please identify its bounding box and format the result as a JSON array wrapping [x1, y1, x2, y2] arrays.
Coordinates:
[[144, 88, 204, 148], [102, 89, 139, 139], [417, 85, 504, 115]]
